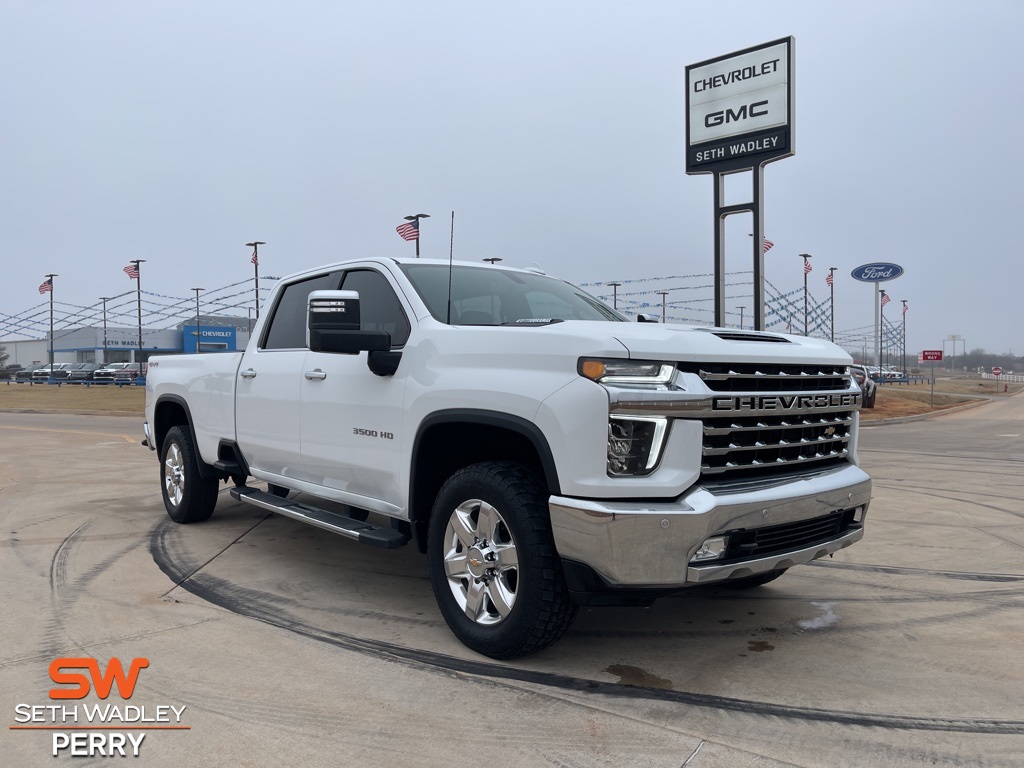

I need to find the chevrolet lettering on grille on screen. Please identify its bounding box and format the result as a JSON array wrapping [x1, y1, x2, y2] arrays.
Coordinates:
[[711, 393, 860, 412]]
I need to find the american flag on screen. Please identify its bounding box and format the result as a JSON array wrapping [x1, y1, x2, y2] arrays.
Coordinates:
[[124, 263, 140, 279], [763, 238, 774, 253], [38, 278, 53, 294], [803, 259, 812, 274], [903, 303, 909, 314], [825, 271, 834, 286], [881, 293, 891, 306], [251, 248, 259, 266], [396, 220, 419, 241]]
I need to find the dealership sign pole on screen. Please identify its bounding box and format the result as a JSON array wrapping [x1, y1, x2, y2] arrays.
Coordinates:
[[686, 37, 795, 329]]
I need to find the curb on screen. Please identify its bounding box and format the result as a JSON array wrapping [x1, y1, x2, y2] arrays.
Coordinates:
[[0, 408, 143, 418], [861, 398, 989, 426]]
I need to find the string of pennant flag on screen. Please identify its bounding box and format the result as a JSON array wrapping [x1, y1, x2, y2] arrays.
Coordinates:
[[7, 255, 904, 356]]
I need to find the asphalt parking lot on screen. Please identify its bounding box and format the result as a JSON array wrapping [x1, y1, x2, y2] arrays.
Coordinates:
[[1, 401, 1022, 767]]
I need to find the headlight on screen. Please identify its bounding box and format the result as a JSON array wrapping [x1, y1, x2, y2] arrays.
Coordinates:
[[607, 416, 668, 476], [579, 358, 675, 385]]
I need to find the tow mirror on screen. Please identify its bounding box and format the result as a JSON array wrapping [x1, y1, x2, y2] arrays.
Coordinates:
[[307, 290, 391, 354]]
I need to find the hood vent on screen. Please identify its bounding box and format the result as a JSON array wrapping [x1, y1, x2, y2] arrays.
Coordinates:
[[708, 331, 791, 343]]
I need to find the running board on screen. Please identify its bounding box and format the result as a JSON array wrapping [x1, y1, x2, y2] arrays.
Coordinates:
[[229, 486, 408, 549]]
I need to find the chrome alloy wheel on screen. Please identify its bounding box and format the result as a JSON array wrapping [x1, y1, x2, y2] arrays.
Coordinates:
[[164, 443, 186, 507], [442, 499, 519, 625]]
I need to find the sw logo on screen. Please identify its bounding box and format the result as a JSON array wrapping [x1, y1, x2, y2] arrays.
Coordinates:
[[14, 657, 189, 758], [48, 657, 149, 700]]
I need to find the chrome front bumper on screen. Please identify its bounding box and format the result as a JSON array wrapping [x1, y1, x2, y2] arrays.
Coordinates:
[[548, 464, 871, 588]]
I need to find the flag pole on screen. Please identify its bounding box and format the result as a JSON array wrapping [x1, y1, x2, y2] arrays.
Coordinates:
[[128, 260, 146, 365], [246, 242, 265, 319], [45, 274, 57, 369], [828, 267, 837, 342], [800, 253, 812, 336]]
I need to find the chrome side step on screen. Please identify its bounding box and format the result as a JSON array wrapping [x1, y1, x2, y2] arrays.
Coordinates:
[[229, 486, 408, 549]]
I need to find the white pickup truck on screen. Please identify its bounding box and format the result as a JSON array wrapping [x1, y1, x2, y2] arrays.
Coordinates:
[[144, 257, 871, 658]]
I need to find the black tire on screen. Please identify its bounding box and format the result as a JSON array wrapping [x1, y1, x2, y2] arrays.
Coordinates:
[[160, 426, 219, 523], [720, 568, 788, 590], [427, 461, 577, 659], [268, 483, 290, 498]]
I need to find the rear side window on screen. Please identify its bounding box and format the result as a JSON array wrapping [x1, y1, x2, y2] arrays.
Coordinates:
[[262, 272, 341, 350], [340, 269, 411, 347]]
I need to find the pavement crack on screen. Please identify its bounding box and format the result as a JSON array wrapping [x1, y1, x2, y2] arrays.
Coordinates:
[[159, 513, 273, 597]]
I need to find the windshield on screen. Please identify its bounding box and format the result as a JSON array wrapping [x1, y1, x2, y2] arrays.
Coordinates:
[[399, 264, 627, 325]]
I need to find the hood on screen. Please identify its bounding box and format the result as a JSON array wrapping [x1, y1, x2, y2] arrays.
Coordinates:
[[607, 323, 853, 366]]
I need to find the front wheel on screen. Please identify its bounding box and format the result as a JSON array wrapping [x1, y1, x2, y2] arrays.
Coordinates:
[[427, 461, 577, 659], [160, 426, 219, 523]]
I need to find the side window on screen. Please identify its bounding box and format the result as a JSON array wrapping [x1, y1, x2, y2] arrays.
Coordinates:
[[340, 270, 411, 347], [262, 272, 341, 350]]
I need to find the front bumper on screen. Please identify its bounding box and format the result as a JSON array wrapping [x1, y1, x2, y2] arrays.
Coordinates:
[[549, 463, 870, 588]]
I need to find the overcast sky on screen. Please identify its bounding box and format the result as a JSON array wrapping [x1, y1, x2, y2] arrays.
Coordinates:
[[2, 0, 1022, 358]]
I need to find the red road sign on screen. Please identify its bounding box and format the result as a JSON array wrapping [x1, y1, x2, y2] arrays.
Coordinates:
[[921, 350, 943, 361], [992, 366, 1003, 376]]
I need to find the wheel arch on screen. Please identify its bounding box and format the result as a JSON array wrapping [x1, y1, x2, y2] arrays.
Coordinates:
[[409, 409, 561, 554], [153, 395, 221, 480]]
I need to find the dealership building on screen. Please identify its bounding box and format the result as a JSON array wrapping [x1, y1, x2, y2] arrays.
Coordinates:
[[1, 316, 251, 366]]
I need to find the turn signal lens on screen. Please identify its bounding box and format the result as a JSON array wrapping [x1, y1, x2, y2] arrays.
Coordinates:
[[580, 360, 606, 381]]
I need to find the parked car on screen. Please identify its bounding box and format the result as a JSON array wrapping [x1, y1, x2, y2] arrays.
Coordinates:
[[14, 365, 43, 382], [31, 364, 72, 382], [0, 364, 24, 380], [850, 365, 877, 408], [66, 363, 101, 382], [112, 363, 145, 383], [93, 363, 132, 383]]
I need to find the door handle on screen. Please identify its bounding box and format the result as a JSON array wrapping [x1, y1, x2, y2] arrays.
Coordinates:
[[304, 369, 327, 381], [240, 368, 257, 379]]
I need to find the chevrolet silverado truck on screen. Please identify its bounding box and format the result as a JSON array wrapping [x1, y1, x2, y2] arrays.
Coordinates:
[[144, 258, 870, 658]]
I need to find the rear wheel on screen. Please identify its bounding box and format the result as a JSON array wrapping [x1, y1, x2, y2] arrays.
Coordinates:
[[160, 426, 219, 523], [427, 461, 577, 659]]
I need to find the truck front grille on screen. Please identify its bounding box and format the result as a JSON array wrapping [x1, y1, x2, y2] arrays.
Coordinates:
[[679, 362, 849, 393], [677, 363, 856, 481]]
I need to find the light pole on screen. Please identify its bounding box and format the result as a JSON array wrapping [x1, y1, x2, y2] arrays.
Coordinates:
[[99, 296, 111, 363], [128, 260, 145, 364], [900, 300, 907, 373], [800, 253, 812, 335], [879, 288, 888, 372], [608, 282, 622, 310], [246, 241, 265, 319], [192, 288, 204, 354], [403, 214, 430, 257], [658, 291, 669, 323], [828, 267, 837, 342], [737, 305, 745, 330]]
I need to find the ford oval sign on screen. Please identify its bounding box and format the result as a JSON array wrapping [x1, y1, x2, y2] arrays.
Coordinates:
[[851, 263, 904, 282]]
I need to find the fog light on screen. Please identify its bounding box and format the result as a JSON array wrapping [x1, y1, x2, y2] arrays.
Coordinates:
[[853, 506, 865, 524], [690, 535, 729, 562]]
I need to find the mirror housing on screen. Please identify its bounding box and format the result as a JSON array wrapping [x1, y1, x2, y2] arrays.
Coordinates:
[[308, 290, 392, 354], [637, 313, 661, 323]]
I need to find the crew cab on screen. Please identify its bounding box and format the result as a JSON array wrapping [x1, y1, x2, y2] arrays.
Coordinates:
[[144, 258, 871, 658]]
